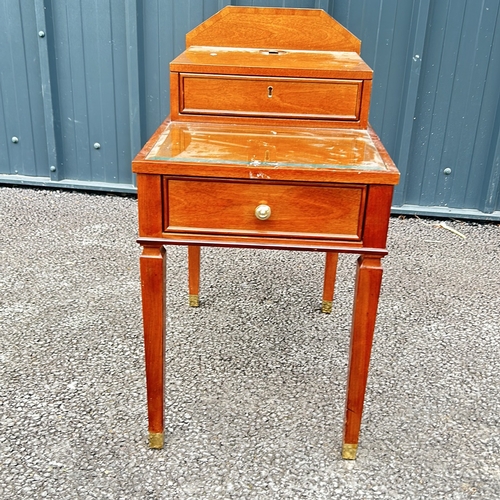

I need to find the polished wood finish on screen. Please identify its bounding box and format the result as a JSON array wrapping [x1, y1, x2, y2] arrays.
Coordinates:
[[170, 47, 372, 128], [134, 6, 399, 459], [164, 177, 366, 240], [170, 9, 371, 130], [343, 255, 383, 455], [179, 75, 362, 121], [171, 49, 371, 77], [185, 7, 361, 52], [139, 245, 166, 446], [188, 245, 200, 306], [137, 122, 397, 185], [322, 252, 339, 314]]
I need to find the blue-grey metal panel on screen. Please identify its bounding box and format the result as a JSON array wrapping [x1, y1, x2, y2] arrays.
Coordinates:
[[483, 99, 500, 214], [404, 0, 500, 213], [231, 0, 330, 8], [35, 0, 59, 182], [331, 1, 421, 165], [49, 0, 136, 187], [1, 0, 499, 218], [0, 0, 48, 177], [391, 0, 431, 208], [139, 0, 231, 140], [331, 0, 433, 210], [125, 0, 142, 171], [332, 0, 500, 219]]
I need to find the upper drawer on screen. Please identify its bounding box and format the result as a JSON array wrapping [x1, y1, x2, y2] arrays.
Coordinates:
[[178, 74, 363, 121]]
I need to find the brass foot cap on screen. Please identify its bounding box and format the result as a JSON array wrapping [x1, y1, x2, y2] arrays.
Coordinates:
[[342, 443, 358, 460], [189, 295, 199, 307], [149, 432, 164, 449], [321, 300, 333, 314]]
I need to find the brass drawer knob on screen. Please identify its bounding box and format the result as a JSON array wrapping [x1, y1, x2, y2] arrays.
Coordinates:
[[255, 204, 271, 220]]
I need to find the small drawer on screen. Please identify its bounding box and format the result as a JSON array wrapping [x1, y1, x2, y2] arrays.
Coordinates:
[[163, 177, 366, 241], [179, 74, 363, 121]]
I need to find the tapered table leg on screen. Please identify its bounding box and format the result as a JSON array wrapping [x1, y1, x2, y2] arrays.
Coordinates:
[[322, 252, 338, 313], [342, 255, 383, 459], [140, 244, 166, 449], [188, 245, 201, 307]]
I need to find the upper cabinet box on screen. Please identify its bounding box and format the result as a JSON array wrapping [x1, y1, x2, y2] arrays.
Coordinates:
[[169, 7, 373, 129]]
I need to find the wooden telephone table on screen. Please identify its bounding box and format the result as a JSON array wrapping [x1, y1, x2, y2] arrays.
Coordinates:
[[132, 7, 399, 460]]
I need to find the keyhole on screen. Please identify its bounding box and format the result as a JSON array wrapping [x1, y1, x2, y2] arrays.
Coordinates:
[[267, 86, 273, 98]]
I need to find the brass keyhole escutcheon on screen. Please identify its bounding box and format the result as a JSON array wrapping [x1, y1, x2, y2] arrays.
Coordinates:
[[267, 86, 273, 98], [255, 204, 271, 220]]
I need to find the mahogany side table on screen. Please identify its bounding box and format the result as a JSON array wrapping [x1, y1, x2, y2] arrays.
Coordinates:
[[132, 6, 399, 459]]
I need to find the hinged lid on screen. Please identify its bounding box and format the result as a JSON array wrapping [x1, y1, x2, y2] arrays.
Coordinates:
[[170, 48, 372, 79]]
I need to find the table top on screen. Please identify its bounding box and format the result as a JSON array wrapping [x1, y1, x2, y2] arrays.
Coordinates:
[[134, 120, 399, 186], [146, 122, 386, 170]]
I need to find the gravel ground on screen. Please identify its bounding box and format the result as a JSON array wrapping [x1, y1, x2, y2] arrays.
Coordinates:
[[0, 186, 499, 499]]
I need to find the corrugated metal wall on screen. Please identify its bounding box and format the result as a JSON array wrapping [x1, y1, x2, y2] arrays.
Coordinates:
[[1, 0, 499, 219], [331, 0, 500, 219]]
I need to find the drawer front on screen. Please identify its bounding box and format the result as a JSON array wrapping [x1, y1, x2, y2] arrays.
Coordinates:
[[180, 74, 362, 121], [164, 178, 366, 241]]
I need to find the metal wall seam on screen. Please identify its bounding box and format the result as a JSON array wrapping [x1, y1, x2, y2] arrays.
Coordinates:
[[125, 0, 141, 187], [34, 0, 59, 181], [444, 0, 499, 210], [0, 0, 14, 175], [315, 0, 331, 11], [480, 3, 500, 214], [483, 114, 500, 213], [392, 0, 431, 207]]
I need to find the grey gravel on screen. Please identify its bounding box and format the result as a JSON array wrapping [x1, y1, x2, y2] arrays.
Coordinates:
[[0, 186, 499, 499]]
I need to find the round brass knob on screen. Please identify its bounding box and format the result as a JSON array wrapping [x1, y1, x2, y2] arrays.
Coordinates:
[[255, 204, 271, 220]]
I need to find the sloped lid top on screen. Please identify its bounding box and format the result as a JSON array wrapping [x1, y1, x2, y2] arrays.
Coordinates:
[[186, 6, 361, 53]]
